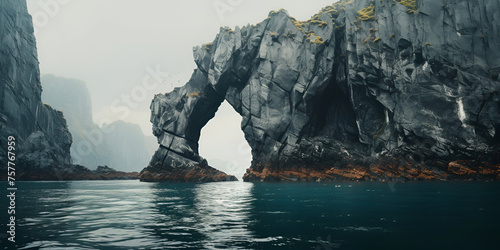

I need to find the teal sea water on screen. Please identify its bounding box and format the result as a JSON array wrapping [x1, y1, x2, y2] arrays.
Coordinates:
[[1, 180, 500, 249]]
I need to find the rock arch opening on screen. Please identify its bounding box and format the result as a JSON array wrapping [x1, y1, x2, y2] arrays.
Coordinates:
[[199, 101, 251, 181], [141, 69, 245, 182]]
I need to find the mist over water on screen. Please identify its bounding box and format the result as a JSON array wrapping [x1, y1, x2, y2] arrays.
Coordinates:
[[3, 180, 500, 249]]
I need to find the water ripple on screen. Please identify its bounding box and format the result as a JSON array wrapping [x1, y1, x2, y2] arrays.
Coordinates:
[[5, 180, 500, 249]]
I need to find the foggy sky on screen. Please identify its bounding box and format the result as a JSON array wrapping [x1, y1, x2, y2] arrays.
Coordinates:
[[27, 0, 336, 178]]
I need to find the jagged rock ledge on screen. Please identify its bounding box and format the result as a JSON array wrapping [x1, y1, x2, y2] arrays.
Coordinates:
[[140, 161, 238, 182]]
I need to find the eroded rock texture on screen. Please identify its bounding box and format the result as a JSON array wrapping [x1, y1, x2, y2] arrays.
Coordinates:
[[144, 0, 500, 182], [0, 0, 142, 180]]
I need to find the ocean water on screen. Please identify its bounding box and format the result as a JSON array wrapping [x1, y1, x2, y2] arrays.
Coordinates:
[[1, 180, 500, 249]]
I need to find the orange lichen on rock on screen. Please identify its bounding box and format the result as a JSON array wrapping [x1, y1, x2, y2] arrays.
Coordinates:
[[368, 157, 448, 181], [243, 164, 340, 182], [475, 161, 500, 177], [369, 159, 406, 179], [415, 168, 444, 180], [478, 165, 499, 175], [326, 164, 371, 180], [448, 161, 477, 176], [244, 163, 373, 182], [242, 156, 500, 182]]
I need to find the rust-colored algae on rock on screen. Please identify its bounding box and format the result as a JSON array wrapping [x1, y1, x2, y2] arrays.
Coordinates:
[[326, 164, 371, 180], [243, 158, 500, 182], [447, 160, 500, 180], [448, 161, 477, 176]]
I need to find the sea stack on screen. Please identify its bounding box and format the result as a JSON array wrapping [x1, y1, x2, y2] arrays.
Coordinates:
[[143, 0, 500, 182]]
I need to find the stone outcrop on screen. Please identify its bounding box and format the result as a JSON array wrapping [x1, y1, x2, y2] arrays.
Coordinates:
[[0, 0, 73, 176], [145, 0, 500, 182], [17, 164, 140, 181], [140, 159, 238, 182]]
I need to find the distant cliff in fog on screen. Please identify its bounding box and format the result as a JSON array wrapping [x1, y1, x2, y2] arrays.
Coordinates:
[[42, 74, 156, 172]]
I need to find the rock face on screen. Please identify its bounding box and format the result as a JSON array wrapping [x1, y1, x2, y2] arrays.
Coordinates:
[[142, 70, 239, 182], [0, 1, 141, 180], [42, 75, 157, 172], [0, 0, 73, 176], [145, 0, 500, 182]]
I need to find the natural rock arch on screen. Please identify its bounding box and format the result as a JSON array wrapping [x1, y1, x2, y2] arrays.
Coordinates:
[[198, 101, 251, 180], [140, 1, 500, 182]]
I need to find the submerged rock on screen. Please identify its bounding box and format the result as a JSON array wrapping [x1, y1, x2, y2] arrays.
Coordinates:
[[146, 0, 500, 182]]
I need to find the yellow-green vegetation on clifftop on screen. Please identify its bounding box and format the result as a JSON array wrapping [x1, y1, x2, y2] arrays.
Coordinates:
[[396, 0, 417, 13], [307, 33, 325, 44], [202, 43, 213, 51], [274, 0, 356, 35], [187, 91, 201, 97], [357, 4, 375, 21]]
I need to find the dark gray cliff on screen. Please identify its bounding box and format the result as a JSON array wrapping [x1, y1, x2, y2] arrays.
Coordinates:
[[143, 0, 500, 182], [0, 0, 145, 180], [0, 0, 73, 176]]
